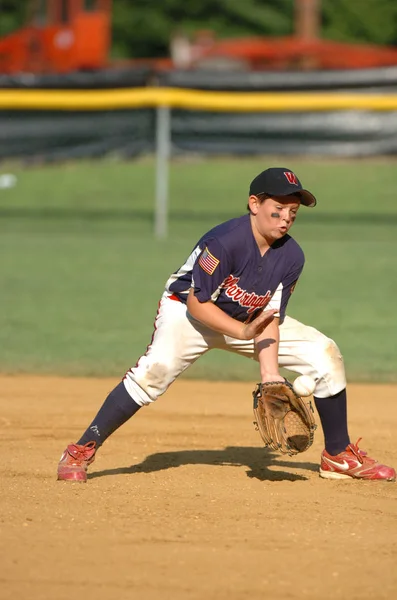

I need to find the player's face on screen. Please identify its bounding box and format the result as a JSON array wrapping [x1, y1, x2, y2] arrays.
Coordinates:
[[249, 194, 301, 242]]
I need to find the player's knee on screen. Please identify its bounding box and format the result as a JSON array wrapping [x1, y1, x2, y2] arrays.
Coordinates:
[[124, 362, 173, 405], [310, 337, 346, 397], [317, 337, 344, 366]]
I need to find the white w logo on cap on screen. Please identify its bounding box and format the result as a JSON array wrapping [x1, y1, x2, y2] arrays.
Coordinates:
[[284, 171, 298, 185]]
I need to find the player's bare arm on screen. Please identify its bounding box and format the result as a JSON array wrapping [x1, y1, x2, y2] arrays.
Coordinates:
[[254, 317, 284, 383], [187, 288, 278, 340]]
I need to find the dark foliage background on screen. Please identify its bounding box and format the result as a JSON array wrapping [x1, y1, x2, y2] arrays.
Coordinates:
[[0, 0, 397, 59]]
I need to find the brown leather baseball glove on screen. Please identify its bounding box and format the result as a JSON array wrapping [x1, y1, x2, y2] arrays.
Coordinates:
[[253, 380, 317, 456]]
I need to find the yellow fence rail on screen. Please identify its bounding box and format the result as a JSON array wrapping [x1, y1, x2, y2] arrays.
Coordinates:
[[1, 87, 397, 111]]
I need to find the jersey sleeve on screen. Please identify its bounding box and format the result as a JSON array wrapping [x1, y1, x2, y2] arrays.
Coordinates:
[[267, 260, 304, 323], [266, 283, 283, 315], [192, 238, 231, 303], [279, 264, 304, 323]]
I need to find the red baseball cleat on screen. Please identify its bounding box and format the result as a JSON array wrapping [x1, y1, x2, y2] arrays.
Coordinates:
[[57, 441, 97, 482], [320, 438, 396, 481]]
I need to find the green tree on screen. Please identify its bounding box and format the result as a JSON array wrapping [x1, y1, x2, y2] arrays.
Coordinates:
[[322, 0, 397, 46], [0, 0, 29, 36], [111, 0, 294, 59]]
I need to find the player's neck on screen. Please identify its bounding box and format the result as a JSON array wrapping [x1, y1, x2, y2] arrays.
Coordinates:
[[253, 234, 271, 256], [250, 219, 272, 256]]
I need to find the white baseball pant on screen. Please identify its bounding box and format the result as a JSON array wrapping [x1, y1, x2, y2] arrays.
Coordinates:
[[124, 293, 346, 405]]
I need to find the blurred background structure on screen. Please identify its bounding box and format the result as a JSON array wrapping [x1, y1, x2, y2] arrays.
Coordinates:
[[1, 0, 397, 167], [2, 0, 397, 235], [2, 0, 397, 73]]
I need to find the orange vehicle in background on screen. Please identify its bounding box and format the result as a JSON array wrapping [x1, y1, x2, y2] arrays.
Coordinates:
[[1, 0, 397, 75], [0, 0, 112, 74]]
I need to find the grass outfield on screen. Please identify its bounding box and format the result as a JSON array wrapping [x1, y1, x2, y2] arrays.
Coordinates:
[[0, 156, 396, 382]]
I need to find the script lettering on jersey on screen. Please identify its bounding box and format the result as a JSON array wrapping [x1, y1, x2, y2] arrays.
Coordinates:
[[221, 275, 272, 314]]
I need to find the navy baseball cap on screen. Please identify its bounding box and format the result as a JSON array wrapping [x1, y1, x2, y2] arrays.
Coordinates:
[[249, 167, 317, 207]]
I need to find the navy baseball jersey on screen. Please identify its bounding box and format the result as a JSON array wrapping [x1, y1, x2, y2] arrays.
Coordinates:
[[165, 214, 304, 324]]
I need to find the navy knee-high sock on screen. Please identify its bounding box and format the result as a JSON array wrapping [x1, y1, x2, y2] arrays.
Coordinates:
[[77, 381, 141, 447], [314, 388, 350, 456]]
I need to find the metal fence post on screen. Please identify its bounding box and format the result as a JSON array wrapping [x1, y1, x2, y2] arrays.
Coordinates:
[[155, 106, 171, 239]]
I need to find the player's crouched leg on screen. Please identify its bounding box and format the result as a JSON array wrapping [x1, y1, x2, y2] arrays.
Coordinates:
[[57, 381, 142, 482], [279, 317, 396, 481], [278, 316, 346, 399], [58, 364, 173, 482], [124, 356, 178, 406]]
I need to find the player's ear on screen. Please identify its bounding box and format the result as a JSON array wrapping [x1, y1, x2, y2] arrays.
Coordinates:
[[248, 194, 260, 214]]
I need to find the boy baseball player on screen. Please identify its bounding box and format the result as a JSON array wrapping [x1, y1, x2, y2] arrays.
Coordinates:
[[57, 167, 396, 483]]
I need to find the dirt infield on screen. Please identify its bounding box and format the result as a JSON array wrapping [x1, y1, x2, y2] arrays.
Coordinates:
[[0, 376, 396, 600]]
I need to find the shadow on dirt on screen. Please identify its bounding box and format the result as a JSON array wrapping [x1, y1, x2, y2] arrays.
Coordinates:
[[88, 446, 319, 482]]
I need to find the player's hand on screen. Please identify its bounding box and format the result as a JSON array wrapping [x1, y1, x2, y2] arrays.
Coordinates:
[[241, 308, 278, 340]]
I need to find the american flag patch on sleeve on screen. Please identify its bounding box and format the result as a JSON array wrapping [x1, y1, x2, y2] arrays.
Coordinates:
[[198, 247, 220, 275]]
